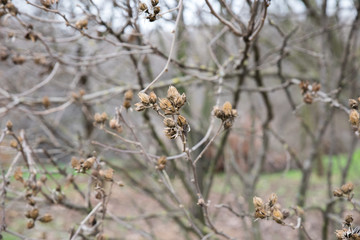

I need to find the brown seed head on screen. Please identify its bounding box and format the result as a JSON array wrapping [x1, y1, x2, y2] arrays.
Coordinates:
[[303, 92, 313, 104], [345, 215, 353, 225], [94, 113, 102, 123], [27, 219, 35, 229], [39, 213, 53, 223], [151, 0, 159, 6], [349, 110, 360, 126], [349, 99, 358, 110], [333, 188, 343, 197], [214, 107, 224, 120], [29, 208, 39, 220], [14, 167, 23, 183], [124, 89, 133, 101], [83, 157, 95, 170], [177, 115, 187, 127], [269, 193, 278, 207], [134, 102, 146, 111], [10, 140, 18, 149], [272, 208, 283, 224], [75, 18, 88, 30], [254, 207, 267, 219], [253, 196, 264, 208], [101, 112, 108, 122], [71, 157, 80, 169], [6, 120, 13, 131], [335, 229, 345, 240], [282, 209, 290, 219], [149, 91, 157, 104], [123, 100, 132, 109], [312, 83, 321, 92], [163, 118, 175, 128], [164, 127, 177, 139], [109, 118, 117, 129], [138, 92, 150, 105], [341, 182, 354, 194], [167, 86, 180, 101], [222, 101, 232, 117], [139, 2, 148, 11], [42, 96, 50, 108], [153, 6, 160, 15]]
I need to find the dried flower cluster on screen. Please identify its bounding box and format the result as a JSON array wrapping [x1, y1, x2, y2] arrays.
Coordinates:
[[94, 112, 108, 125], [299, 80, 321, 104], [348, 98, 360, 135], [253, 193, 290, 224], [71, 156, 96, 173], [335, 215, 360, 240], [135, 86, 189, 140], [139, 0, 161, 22], [213, 101, 237, 129], [333, 182, 354, 200], [14, 167, 53, 229]]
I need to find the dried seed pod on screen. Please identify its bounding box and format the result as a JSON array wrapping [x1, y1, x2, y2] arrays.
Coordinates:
[[0, 47, 9, 61], [164, 127, 177, 139], [345, 215, 353, 225], [6, 2, 18, 15], [29, 208, 39, 220], [109, 118, 117, 129], [303, 92, 313, 104], [282, 209, 290, 219], [349, 110, 360, 127], [83, 157, 95, 170], [254, 207, 267, 219], [123, 100, 132, 109], [151, 0, 159, 6], [42, 96, 50, 108], [101, 112, 108, 122], [27, 219, 35, 229], [349, 99, 358, 110], [268, 193, 278, 207], [214, 107, 224, 120], [10, 140, 17, 149], [6, 120, 13, 131], [39, 213, 53, 223], [299, 80, 309, 94], [156, 156, 167, 170], [311, 83, 321, 92], [149, 91, 157, 104], [94, 113, 102, 123], [177, 115, 187, 127], [12, 55, 25, 65], [163, 118, 175, 128], [340, 182, 354, 194], [333, 188, 343, 197], [138, 92, 150, 105], [40, 0, 51, 8], [272, 208, 283, 224], [124, 89, 133, 101], [134, 102, 146, 111], [253, 196, 263, 208], [222, 101, 232, 117], [139, 2, 148, 12], [14, 167, 23, 183], [167, 86, 180, 102], [100, 168, 114, 181], [71, 157, 80, 169], [75, 18, 88, 30], [153, 6, 160, 15]]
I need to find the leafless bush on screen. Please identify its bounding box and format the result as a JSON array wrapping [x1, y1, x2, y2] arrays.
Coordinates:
[[1, 0, 360, 239]]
